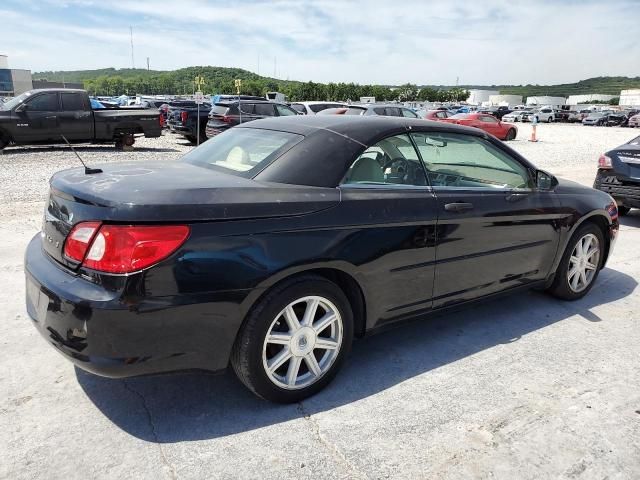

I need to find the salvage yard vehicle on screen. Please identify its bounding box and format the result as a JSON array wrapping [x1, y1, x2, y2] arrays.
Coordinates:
[[205, 100, 298, 138], [593, 134, 640, 215], [24, 116, 619, 403], [582, 112, 607, 126], [443, 112, 517, 140], [568, 109, 592, 123], [290, 101, 347, 115], [629, 114, 640, 128], [166, 100, 212, 144], [342, 104, 420, 118], [0, 89, 162, 150], [502, 110, 532, 122], [522, 108, 555, 123], [420, 109, 454, 121]]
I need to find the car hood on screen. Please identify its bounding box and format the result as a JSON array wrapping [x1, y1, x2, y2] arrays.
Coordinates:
[[49, 161, 340, 222]]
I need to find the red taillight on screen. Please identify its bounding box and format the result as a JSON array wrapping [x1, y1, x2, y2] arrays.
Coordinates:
[[222, 115, 233, 124], [64, 222, 101, 262], [64, 223, 190, 273], [180, 111, 188, 124], [159, 114, 164, 127], [598, 154, 612, 169]]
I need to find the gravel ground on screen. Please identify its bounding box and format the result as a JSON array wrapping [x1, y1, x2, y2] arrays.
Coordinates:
[[1, 124, 639, 480]]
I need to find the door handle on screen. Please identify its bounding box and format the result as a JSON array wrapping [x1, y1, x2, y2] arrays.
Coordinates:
[[505, 192, 529, 202], [444, 202, 474, 213]]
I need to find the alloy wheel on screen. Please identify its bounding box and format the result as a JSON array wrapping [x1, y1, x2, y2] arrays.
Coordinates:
[[262, 296, 343, 390], [567, 233, 600, 293]]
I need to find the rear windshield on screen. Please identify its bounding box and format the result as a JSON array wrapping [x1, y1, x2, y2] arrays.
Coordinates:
[[211, 105, 230, 115], [181, 127, 303, 177]]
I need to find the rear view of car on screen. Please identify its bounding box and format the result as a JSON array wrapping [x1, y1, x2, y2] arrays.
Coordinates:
[[629, 114, 640, 128], [593, 135, 640, 215], [205, 101, 298, 138], [583, 112, 605, 126]]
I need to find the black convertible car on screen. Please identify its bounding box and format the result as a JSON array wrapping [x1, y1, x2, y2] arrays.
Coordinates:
[[594, 135, 640, 215], [25, 116, 618, 402]]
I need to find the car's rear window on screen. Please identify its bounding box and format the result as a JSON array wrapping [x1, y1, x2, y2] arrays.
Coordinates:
[[181, 127, 303, 177], [211, 105, 230, 115]]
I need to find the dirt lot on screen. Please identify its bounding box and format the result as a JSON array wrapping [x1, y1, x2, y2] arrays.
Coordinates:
[[1, 125, 639, 479]]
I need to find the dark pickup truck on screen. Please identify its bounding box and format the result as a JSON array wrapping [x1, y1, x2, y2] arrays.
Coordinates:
[[166, 101, 211, 144], [0, 89, 162, 150]]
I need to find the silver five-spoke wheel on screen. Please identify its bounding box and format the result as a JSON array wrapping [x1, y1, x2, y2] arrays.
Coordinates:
[[262, 296, 343, 390], [567, 233, 600, 293]]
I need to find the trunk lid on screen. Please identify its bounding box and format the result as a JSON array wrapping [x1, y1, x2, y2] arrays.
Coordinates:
[[43, 161, 339, 266], [610, 145, 640, 179]]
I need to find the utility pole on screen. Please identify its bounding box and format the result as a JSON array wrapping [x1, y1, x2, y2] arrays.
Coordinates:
[[130, 26, 135, 69], [146, 57, 150, 71], [274, 57, 277, 78], [257, 54, 260, 75]]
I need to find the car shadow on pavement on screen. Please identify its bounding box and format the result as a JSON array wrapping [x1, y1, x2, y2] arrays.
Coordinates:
[[2, 145, 179, 154], [76, 266, 636, 443], [619, 210, 640, 227]]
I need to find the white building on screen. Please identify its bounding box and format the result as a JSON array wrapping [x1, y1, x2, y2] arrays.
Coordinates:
[[467, 89, 499, 105], [489, 94, 522, 106], [526, 96, 566, 108], [566, 94, 616, 105], [620, 89, 640, 107]]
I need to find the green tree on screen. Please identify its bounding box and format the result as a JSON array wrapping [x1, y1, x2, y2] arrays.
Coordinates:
[[395, 83, 419, 101]]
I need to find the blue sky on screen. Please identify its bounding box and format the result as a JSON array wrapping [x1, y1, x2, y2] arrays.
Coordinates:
[[1, 0, 637, 85]]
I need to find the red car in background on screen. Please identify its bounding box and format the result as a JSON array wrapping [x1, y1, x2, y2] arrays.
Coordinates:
[[441, 113, 517, 141], [422, 109, 454, 121]]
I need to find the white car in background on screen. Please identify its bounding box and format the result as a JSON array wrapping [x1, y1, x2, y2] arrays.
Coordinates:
[[290, 101, 348, 115], [502, 110, 532, 122], [522, 107, 555, 123]]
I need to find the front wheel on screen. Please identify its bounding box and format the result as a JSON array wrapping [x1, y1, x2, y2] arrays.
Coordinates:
[[547, 116, 553, 123], [231, 275, 353, 403], [547, 223, 604, 300]]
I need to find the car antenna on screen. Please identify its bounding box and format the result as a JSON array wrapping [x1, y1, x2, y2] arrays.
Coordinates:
[[60, 135, 102, 174]]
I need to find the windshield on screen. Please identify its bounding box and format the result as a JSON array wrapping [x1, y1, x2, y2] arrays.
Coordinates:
[[181, 127, 303, 177], [0, 92, 31, 110]]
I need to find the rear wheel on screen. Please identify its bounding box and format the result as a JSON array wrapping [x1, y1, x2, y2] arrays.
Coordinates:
[[547, 116, 553, 123], [231, 275, 353, 403], [547, 223, 604, 300], [185, 135, 197, 144], [505, 128, 516, 141]]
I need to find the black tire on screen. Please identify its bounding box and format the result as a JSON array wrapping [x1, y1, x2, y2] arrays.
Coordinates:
[[617, 206, 631, 216], [231, 275, 354, 403], [185, 135, 198, 144], [547, 222, 605, 300], [505, 128, 516, 141], [0, 131, 9, 150], [547, 116, 553, 123]]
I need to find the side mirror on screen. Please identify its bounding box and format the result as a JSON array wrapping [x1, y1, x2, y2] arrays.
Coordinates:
[[536, 170, 558, 190], [15, 104, 28, 113]]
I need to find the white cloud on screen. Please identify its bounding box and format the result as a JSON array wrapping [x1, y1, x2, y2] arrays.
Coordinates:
[[1, 0, 637, 85]]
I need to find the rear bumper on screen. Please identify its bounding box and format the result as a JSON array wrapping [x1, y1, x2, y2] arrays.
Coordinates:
[[24, 235, 245, 378], [594, 171, 640, 208], [205, 123, 230, 138]]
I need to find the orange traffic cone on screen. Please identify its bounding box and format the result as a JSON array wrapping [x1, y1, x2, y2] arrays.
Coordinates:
[[529, 125, 538, 142]]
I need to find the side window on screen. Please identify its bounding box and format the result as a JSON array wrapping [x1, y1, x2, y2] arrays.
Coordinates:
[[385, 107, 401, 116], [341, 134, 427, 187], [275, 104, 297, 116], [401, 108, 418, 118], [436, 111, 447, 119], [61, 93, 86, 111], [254, 103, 275, 116], [480, 115, 498, 123], [238, 103, 255, 114], [373, 107, 386, 115], [26, 93, 59, 111], [411, 132, 532, 190]]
